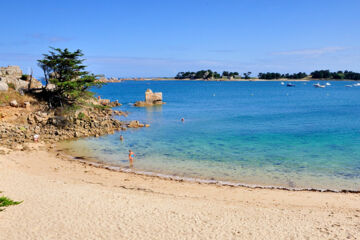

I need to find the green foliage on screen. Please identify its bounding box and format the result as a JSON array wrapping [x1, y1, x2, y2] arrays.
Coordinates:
[[175, 70, 239, 79], [38, 47, 104, 107], [258, 72, 307, 79], [21, 74, 29, 80], [0, 196, 22, 211], [7, 83, 15, 90], [77, 112, 85, 120], [311, 70, 360, 80], [243, 72, 252, 79], [90, 103, 110, 110]]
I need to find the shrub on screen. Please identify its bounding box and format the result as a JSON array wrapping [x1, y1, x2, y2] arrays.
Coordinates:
[[0, 196, 22, 211], [7, 83, 15, 90], [77, 112, 85, 120], [21, 74, 29, 80]]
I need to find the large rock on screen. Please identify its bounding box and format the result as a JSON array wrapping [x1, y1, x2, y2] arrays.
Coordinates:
[[45, 83, 56, 91], [0, 66, 22, 78], [0, 81, 8, 91], [0, 66, 43, 92], [145, 89, 162, 104], [127, 120, 145, 128], [14, 79, 29, 91], [29, 77, 43, 89], [99, 99, 110, 106]]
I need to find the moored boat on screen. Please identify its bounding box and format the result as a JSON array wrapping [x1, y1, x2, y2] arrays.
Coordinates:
[[313, 83, 325, 88]]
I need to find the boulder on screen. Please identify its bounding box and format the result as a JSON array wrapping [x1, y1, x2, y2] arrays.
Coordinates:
[[0, 66, 22, 78], [29, 77, 43, 89], [128, 120, 142, 128], [14, 79, 29, 91], [23, 101, 31, 109], [9, 100, 18, 107], [0, 81, 8, 91], [46, 83, 56, 91], [99, 99, 110, 106]]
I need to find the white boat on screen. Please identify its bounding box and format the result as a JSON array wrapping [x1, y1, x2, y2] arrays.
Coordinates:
[[313, 83, 325, 88], [353, 83, 360, 87], [281, 82, 285, 85], [325, 82, 331, 86], [345, 85, 353, 88]]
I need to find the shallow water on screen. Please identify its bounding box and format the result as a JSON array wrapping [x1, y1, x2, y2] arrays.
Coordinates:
[[61, 80, 360, 191]]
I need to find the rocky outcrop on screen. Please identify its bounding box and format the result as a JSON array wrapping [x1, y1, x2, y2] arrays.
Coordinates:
[[113, 110, 128, 117], [0, 98, 149, 151], [0, 107, 127, 150], [0, 82, 8, 91], [127, 120, 144, 128], [0, 65, 43, 92], [0, 66, 22, 78], [134, 89, 165, 107], [96, 77, 122, 83], [99, 99, 122, 107]]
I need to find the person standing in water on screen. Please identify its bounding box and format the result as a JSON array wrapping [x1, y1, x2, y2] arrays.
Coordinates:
[[128, 149, 135, 167]]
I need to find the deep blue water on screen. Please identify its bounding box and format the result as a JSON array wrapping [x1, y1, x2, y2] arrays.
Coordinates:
[[61, 80, 360, 191]]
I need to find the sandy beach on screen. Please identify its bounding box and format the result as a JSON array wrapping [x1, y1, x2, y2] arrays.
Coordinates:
[[0, 146, 359, 240]]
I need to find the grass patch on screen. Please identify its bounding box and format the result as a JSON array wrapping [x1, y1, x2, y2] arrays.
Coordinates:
[[91, 103, 110, 110], [77, 112, 85, 120], [0, 196, 22, 211], [0, 88, 34, 105], [7, 83, 15, 90]]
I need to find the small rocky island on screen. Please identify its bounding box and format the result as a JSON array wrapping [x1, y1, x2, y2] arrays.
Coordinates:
[[134, 89, 165, 107]]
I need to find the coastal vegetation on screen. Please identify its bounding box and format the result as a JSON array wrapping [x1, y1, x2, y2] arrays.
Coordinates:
[[37, 47, 103, 108], [175, 69, 360, 80], [0, 194, 22, 211], [310, 70, 360, 80], [258, 72, 307, 79], [0, 47, 147, 152], [175, 70, 239, 79]]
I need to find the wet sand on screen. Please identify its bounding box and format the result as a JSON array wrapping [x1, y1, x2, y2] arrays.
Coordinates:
[[0, 148, 359, 239]]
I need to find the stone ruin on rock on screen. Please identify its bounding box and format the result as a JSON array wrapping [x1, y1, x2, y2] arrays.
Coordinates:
[[134, 89, 164, 107], [145, 89, 163, 104]]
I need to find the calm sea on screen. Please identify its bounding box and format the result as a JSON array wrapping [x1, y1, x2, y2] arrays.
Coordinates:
[[60, 80, 360, 191]]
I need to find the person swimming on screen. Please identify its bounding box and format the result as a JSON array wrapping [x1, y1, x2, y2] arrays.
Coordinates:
[[181, 118, 185, 122], [128, 149, 135, 167], [120, 135, 124, 141]]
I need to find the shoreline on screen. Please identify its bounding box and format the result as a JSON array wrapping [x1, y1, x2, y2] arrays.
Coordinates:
[[61, 149, 360, 194], [112, 78, 360, 82], [1, 147, 359, 239]]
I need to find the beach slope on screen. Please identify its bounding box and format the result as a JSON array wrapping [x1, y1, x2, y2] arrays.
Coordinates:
[[0, 149, 359, 240]]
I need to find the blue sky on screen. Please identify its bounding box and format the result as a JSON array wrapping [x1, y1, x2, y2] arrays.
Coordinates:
[[1, 0, 360, 77]]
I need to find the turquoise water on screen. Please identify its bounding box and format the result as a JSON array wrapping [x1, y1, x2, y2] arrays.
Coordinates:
[[61, 81, 360, 191]]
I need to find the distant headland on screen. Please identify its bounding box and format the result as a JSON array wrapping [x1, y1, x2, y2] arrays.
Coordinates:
[[98, 69, 360, 82]]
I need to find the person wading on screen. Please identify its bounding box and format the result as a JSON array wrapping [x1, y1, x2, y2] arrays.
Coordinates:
[[128, 149, 135, 167]]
